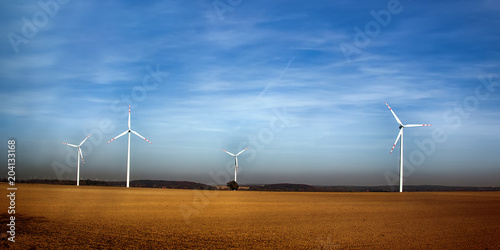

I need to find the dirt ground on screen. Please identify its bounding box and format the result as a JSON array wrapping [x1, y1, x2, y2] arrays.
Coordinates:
[[2, 183, 500, 249]]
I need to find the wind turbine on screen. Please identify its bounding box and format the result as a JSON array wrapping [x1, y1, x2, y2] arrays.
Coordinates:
[[221, 147, 250, 183], [62, 133, 91, 186], [385, 102, 431, 192], [107, 105, 152, 188]]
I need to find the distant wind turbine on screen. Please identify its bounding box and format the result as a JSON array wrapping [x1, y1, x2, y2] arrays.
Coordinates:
[[107, 105, 152, 188], [385, 102, 431, 192], [221, 147, 250, 183], [62, 133, 91, 186]]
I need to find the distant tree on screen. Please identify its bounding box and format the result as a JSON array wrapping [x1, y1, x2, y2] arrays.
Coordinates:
[[226, 181, 239, 191]]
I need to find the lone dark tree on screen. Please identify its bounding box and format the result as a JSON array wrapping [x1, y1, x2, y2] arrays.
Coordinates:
[[226, 181, 239, 191]]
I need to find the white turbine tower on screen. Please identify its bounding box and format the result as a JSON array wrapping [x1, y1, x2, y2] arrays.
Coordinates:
[[221, 147, 250, 183], [62, 133, 91, 186], [386, 102, 431, 192], [107, 105, 152, 188]]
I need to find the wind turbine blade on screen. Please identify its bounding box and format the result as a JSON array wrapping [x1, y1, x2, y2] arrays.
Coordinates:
[[385, 102, 403, 126], [235, 157, 238, 173], [62, 142, 78, 148], [128, 105, 131, 130], [221, 149, 236, 157], [236, 146, 250, 156], [404, 124, 432, 127], [79, 133, 92, 146], [79, 148, 85, 164], [107, 130, 129, 143], [131, 130, 152, 144], [390, 129, 403, 154]]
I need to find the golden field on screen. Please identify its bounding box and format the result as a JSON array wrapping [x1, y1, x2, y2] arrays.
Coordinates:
[[2, 183, 500, 249]]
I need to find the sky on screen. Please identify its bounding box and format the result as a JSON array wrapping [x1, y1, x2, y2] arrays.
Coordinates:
[[1, 0, 499, 187]]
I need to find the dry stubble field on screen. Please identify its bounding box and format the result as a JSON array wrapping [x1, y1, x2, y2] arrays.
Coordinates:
[[2, 183, 500, 249]]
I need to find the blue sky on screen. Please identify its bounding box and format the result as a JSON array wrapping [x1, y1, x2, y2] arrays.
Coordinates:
[[1, 0, 499, 187]]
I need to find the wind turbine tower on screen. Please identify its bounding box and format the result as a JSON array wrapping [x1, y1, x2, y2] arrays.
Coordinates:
[[108, 105, 152, 188], [62, 133, 91, 186], [221, 147, 250, 183], [385, 102, 431, 192]]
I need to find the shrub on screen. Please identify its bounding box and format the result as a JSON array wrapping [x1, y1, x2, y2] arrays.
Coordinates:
[[226, 181, 239, 191]]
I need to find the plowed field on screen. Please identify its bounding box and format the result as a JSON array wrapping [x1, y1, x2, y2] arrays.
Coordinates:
[[2, 183, 499, 249]]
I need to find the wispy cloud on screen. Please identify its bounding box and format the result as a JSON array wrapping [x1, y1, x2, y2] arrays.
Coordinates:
[[1, 0, 499, 186]]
